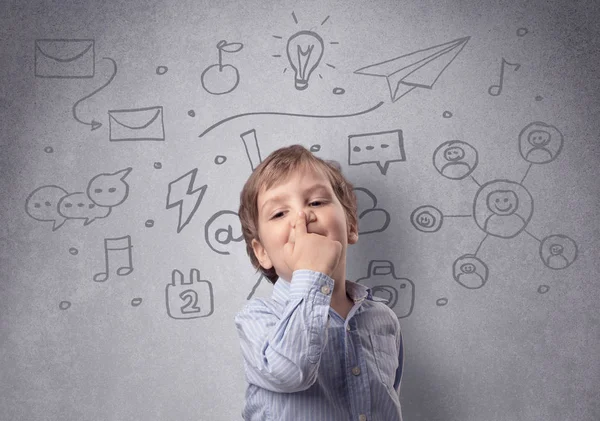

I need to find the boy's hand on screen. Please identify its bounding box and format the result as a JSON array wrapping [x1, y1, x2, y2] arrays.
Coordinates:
[[283, 211, 343, 277]]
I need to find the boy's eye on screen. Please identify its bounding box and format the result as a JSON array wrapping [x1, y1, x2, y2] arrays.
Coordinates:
[[269, 201, 326, 220]]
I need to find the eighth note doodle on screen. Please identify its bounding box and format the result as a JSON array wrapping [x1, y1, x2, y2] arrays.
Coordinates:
[[488, 58, 521, 96], [93, 235, 134, 282]]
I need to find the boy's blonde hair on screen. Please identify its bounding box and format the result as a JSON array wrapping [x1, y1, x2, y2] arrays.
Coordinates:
[[238, 144, 358, 284]]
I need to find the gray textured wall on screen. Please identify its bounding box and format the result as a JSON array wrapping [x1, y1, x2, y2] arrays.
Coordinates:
[[1, 0, 599, 420]]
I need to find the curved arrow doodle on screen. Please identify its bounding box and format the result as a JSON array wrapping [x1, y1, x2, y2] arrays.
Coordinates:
[[72, 57, 117, 131], [198, 101, 385, 138]]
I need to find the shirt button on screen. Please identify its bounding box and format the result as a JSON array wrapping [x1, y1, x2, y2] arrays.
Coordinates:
[[320, 285, 331, 295], [352, 366, 361, 376], [346, 324, 351, 331], [358, 415, 367, 421]]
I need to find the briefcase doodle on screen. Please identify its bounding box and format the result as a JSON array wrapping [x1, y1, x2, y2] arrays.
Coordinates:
[[356, 260, 415, 319], [35, 39, 95, 78], [166, 268, 214, 319], [108, 106, 165, 141]]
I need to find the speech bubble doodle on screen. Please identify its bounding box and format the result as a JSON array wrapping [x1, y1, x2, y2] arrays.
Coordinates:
[[25, 185, 69, 231], [58, 192, 111, 226], [204, 210, 244, 255], [86, 167, 132, 207], [348, 129, 406, 175]]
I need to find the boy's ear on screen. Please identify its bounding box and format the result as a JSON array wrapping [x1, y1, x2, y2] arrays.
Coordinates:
[[251, 238, 273, 269], [348, 222, 359, 244]]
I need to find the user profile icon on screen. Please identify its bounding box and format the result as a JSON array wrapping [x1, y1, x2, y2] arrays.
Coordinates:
[[433, 140, 478, 180]]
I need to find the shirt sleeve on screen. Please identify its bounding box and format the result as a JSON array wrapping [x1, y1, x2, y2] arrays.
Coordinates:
[[234, 270, 334, 393]]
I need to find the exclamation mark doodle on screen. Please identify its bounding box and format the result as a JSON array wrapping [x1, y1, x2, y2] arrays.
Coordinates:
[[240, 129, 263, 171]]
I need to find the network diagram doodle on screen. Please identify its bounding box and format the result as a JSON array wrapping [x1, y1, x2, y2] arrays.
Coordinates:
[[271, 12, 339, 91], [354, 36, 470, 102], [410, 121, 578, 291], [25, 167, 132, 230]]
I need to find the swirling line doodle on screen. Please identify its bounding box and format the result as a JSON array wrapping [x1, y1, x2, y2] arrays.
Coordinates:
[[108, 106, 165, 142], [201, 40, 243, 95], [93, 235, 133, 282], [354, 187, 391, 234], [72, 57, 117, 131], [166, 168, 207, 233], [166, 268, 214, 319], [25, 167, 132, 231], [204, 210, 244, 255], [348, 129, 406, 175], [411, 121, 578, 289], [198, 101, 384, 138], [354, 36, 470, 102], [271, 12, 339, 90], [357, 260, 415, 319]]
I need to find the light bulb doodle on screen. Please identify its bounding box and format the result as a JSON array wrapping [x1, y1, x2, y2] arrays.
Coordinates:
[[286, 30, 324, 90]]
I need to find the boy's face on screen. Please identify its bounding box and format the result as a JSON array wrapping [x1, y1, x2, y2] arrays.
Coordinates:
[[252, 165, 358, 282]]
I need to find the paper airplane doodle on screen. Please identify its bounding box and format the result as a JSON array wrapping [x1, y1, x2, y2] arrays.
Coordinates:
[[354, 36, 470, 102]]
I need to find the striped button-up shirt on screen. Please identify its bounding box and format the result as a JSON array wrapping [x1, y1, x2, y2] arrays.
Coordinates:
[[235, 270, 404, 421]]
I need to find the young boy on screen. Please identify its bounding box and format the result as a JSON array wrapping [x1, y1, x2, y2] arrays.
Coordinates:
[[235, 144, 404, 421]]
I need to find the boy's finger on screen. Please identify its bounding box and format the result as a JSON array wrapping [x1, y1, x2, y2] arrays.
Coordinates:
[[288, 221, 296, 244], [295, 211, 307, 236]]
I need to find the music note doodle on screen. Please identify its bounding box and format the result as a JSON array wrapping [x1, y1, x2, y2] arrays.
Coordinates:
[[488, 58, 521, 96], [93, 235, 134, 282]]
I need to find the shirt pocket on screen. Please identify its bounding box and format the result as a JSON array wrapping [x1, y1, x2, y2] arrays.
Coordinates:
[[369, 332, 398, 388]]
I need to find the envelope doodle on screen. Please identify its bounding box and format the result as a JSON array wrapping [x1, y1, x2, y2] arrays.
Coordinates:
[[108, 106, 165, 141], [35, 39, 95, 78]]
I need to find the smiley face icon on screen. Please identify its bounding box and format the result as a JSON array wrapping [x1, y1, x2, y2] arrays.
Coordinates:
[[518, 122, 564, 164], [410, 205, 443, 233], [539, 234, 578, 270], [474, 179, 533, 238], [452, 254, 489, 289], [433, 140, 479, 180]]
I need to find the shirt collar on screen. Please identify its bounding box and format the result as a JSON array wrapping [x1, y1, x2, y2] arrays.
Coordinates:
[[272, 277, 372, 304]]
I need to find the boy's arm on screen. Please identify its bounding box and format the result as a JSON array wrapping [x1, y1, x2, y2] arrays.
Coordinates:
[[393, 328, 404, 392], [235, 270, 333, 393]]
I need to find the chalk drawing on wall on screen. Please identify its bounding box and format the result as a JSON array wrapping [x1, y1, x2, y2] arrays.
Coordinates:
[[25, 167, 132, 230], [198, 101, 384, 138], [205, 210, 244, 255], [271, 12, 338, 90], [166, 269, 214, 319], [410, 205, 444, 233], [240, 129, 263, 171], [354, 187, 391, 234], [411, 121, 578, 288], [348, 129, 406, 175], [166, 168, 207, 233], [156, 65, 168, 75], [488, 58, 521, 97], [539, 234, 578, 270], [354, 36, 470, 102], [201, 40, 243, 95], [93, 235, 134, 282], [247, 274, 266, 300], [452, 254, 489, 289], [357, 260, 415, 319], [72, 57, 117, 131], [433, 140, 479, 180], [108, 106, 165, 141], [517, 28, 529, 37], [35, 39, 95, 78], [518, 121, 564, 165]]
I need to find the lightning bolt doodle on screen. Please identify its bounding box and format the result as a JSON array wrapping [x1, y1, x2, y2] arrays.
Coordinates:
[[166, 169, 207, 233]]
